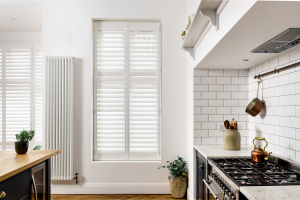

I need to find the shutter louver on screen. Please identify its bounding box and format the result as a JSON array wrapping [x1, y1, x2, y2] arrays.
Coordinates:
[[94, 22, 161, 161], [5, 45, 31, 148], [129, 24, 160, 157], [34, 44, 43, 145], [95, 24, 127, 160]]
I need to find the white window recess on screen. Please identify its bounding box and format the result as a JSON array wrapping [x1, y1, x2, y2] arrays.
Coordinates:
[[93, 21, 161, 161], [181, 0, 229, 59]]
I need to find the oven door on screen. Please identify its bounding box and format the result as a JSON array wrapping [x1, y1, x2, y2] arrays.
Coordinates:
[[203, 179, 226, 200]]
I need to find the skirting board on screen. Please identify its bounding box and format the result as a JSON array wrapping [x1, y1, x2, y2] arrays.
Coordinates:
[[51, 183, 170, 194]]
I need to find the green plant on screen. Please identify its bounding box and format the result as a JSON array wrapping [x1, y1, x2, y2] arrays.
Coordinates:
[[33, 145, 42, 150], [15, 129, 35, 143], [158, 156, 188, 179]]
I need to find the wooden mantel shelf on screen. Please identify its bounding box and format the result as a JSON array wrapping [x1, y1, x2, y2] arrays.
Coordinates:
[[0, 150, 60, 182]]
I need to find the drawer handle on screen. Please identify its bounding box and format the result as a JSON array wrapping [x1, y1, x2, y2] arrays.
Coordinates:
[[199, 165, 203, 170], [0, 191, 6, 198]]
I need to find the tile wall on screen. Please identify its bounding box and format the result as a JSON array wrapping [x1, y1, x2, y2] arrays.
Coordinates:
[[248, 46, 300, 162], [193, 69, 249, 145]]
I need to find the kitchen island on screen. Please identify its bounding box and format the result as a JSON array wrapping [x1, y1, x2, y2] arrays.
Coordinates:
[[0, 150, 60, 200], [194, 145, 300, 200]]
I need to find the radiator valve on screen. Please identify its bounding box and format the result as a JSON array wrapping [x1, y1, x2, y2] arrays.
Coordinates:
[[74, 173, 78, 184]]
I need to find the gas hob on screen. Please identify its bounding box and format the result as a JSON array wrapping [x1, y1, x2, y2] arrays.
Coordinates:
[[210, 158, 300, 186]]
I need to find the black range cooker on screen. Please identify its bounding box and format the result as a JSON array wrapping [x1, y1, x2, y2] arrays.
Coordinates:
[[205, 157, 300, 200]]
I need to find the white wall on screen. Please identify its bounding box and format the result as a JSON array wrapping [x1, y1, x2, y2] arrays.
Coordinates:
[[248, 46, 300, 162], [193, 69, 249, 145], [42, 0, 187, 194], [0, 32, 42, 42]]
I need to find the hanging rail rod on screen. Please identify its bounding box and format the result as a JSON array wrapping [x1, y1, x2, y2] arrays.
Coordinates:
[[254, 60, 300, 79]]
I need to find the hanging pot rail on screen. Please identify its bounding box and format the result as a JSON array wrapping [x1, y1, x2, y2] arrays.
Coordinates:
[[254, 60, 300, 79]]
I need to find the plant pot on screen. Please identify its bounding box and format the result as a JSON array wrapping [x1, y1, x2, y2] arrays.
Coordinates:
[[15, 142, 29, 154], [168, 175, 187, 199]]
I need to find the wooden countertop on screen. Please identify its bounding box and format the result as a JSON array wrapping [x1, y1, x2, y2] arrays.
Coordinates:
[[0, 150, 60, 182]]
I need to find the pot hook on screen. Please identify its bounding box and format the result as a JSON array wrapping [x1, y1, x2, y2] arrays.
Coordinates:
[[256, 77, 262, 98]]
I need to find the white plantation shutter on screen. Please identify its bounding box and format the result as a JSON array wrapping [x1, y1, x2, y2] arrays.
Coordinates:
[[33, 44, 43, 146], [0, 43, 42, 150], [93, 21, 161, 161], [5, 44, 31, 149]]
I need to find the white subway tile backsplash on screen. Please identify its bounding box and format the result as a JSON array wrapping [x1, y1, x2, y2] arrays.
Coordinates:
[[290, 117, 300, 128], [217, 92, 231, 99], [296, 129, 300, 140], [290, 71, 300, 83], [296, 83, 300, 94], [217, 137, 223, 144], [202, 77, 217, 84], [217, 77, 231, 84], [209, 100, 223, 107], [279, 95, 289, 106], [270, 77, 279, 87], [194, 138, 201, 145], [224, 69, 238, 77], [239, 115, 249, 122], [194, 115, 209, 122], [239, 85, 248, 91], [280, 137, 290, 148], [217, 107, 231, 114], [202, 137, 217, 144], [232, 107, 246, 115], [202, 122, 216, 129], [194, 77, 201, 84], [209, 130, 223, 137], [279, 52, 290, 66], [224, 85, 238, 91], [279, 74, 290, 86], [256, 64, 263, 73], [194, 85, 209, 91], [209, 85, 223, 91], [194, 92, 201, 99], [194, 107, 201, 114], [270, 97, 279, 106], [270, 57, 279, 69], [271, 116, 280, 126], [239, 100, 249, 107], [263, 61, 270, 71], [194, 122, 201, 129], [290, 47, 300, 61], [280, 117, 289, 127], [209, 115, 224, 122], [202, 107, 216, 114], [266, 125, 274, 134], [232, 92, 247, 99], [209, 69, 223, 76], [274, 86, 285, 96], [194, 100, 208, 106], [285, 148, 296, 161], [194, 130, 209, 137], [249, 67, 256, 76], [224, 115, 239, 121], [285, 106, 296, 116], [285, 84, 295, 95], [274, 106, 285, 116], [285, 127, 295, 139], [296, 106, 300, 117], [274, 126, 285, 136], [289, 139, 300, 151], [232, 77, 248, 84], [290, 94, 300, 105], [194, 69, 208, 77], [239, 69, 249, 76], [202, 92, 216, 99], [224, 100, 238, 107]]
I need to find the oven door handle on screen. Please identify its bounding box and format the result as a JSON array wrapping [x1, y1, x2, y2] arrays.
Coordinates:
[[203, 179, 219, 200]]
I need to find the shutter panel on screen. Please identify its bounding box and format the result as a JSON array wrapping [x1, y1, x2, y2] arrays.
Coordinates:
[[0, 45, 3, 149], [128, 23, 161, 160], [94, 22, 127, 160], [34, 44, 43, 145], [5, 44, 31, 149]]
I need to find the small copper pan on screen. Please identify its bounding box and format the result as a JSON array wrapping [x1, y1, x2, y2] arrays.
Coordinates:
[[246, 81, 264, 117]]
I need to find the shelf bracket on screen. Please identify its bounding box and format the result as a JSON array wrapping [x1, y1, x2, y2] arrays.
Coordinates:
[[183, 48, 195, 60], [200, 9, 219, 31]]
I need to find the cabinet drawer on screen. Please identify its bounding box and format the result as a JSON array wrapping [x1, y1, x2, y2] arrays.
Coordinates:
[[0, 169, 31, 200]]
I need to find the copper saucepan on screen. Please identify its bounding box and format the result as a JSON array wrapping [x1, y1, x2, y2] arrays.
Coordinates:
[[246, 81, 264, 117]]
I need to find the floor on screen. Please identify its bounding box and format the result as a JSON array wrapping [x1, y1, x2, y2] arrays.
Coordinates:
[[51, 194, 187, 200]]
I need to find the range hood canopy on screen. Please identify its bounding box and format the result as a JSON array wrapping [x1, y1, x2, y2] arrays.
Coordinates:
[[252, 28, 300, 53]]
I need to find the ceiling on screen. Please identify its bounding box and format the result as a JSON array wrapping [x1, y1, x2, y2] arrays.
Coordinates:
[[0, 4, 42, 32], [196, 1, 300, 69]]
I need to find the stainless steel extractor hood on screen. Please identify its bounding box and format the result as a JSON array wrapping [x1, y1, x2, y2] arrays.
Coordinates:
[[252, 28, 300, 53]]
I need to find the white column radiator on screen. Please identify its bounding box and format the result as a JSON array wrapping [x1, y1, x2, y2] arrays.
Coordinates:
[[45, 56, 75, 180]]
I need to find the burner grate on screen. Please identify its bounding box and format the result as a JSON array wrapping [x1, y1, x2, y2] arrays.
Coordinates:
[[210, 158, 300, 186]]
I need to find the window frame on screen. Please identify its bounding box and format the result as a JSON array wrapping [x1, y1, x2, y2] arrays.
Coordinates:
[[92, 20, 162, 162], [0, 42, 42, 150]]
